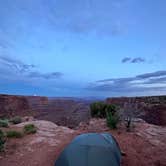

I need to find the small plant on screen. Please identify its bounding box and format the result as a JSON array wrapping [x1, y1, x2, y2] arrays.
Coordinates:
[[125, 117, 132, 132], [122, 105, 136, 132], [6, 130, 23, 138], [106, 112, 119, 129], [0, 119, 9, 128], [10, 116, 22, 124], [24, 124, 37, 134], [90, 102, 105, 118], [0, 129, 6, 151]]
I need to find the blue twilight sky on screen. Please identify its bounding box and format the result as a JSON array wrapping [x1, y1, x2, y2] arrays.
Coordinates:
[[0, 0, 166, 97]]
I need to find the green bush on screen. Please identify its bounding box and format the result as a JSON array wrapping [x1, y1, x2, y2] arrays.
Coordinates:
[[90, 102, 105, 118], [24, 124, 37, 134], [0, 129, 6, 151], [105, 104, 117, 116], [106, 112, 119, 129], [6, 130, 23, 138], [0, 119, 9, 128], [10, 116, 22, 124], [90, 102, 117, 118]]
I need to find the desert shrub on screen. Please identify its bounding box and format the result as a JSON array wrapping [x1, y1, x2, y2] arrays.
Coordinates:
[[105, 104, 117, 116], [24, 124, 37, 134], [6, 130, 23, 138], [0, 119, 9, 128], [10, 116, 22, 124], [122, 103, 137, 132], [0, 129, 6, 151], [125, 117, 132, 132], [106, 112, 119, 129], [90, 102, 117, 118], [90, 102, 106, 118]]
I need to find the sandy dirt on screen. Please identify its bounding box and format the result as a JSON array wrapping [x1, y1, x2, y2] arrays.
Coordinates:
[[0, 119, 166, 166]]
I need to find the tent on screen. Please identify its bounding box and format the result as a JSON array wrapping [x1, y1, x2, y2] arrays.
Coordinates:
[[55, 133, 121, 166]]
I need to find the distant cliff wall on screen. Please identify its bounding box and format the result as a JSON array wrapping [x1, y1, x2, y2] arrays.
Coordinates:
[[0, 94, 30, 117], [106, 96, 166, 126]]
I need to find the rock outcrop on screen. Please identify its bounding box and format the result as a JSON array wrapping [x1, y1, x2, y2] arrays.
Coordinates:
[[16, 120, 75, 146], [0, 120, 76, 166], [0, 94, 30, 118], [106, 96, 166, 126]]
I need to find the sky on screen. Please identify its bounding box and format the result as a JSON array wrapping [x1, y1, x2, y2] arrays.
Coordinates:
[[0, 0, 166, 97]]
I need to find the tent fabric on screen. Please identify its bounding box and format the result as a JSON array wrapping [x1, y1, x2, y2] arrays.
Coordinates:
[[55, 133, 121, 166]]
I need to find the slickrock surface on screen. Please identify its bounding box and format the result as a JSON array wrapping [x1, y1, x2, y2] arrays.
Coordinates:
[[0, 119, 166, 166], [0, 120, 76, 166]]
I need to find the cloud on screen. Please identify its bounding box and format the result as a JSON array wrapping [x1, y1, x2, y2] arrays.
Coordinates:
[[28, 72, 63, 79], [0, 56, 36, 73], [121, 57, 146, 63], [121, 57, 131, 63], [0, 0, 127, 37], [136, 71, 166, 79], [97, 77, 134, 83], [0, 56, 63, 80], [63, 0, 127, 36], [131, 57, 145, 63], [144, 77, 166, 84], [88, 70, 166, 95]]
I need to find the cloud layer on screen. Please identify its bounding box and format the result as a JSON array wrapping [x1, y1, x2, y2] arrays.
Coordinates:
[[0, 0, 128, 39], [28, 72, 63, 79], [88, 70, 166, 96], [0, 56, 63, 80], [0, 56, 35, 73]]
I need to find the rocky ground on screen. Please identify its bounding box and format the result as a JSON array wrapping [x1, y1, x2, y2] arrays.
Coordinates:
[[0, 120, 76, 166], [0, 118, 166, 166], [0, 94, 166, 166]]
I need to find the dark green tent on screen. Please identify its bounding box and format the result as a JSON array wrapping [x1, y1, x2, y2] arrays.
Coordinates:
[[55, 133, 121, 166]]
